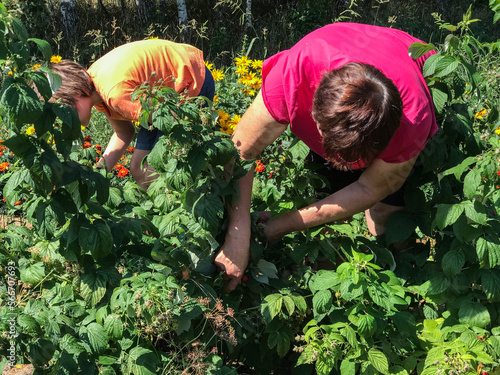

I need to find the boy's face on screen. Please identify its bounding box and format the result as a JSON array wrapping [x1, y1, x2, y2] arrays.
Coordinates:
[[74, 96, 92, 126]]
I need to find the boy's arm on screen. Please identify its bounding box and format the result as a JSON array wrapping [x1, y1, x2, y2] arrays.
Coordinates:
[[100, 118, 136, 171]]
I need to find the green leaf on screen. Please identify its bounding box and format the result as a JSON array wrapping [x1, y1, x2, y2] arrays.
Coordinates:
[[256, 259, 279, 279], [368, 348, 389, 374], [340, 359, 356, 375], [423, 54, 443, 77], [81, 322, 109, 353], [127, 347, 159, 375], [79, 219, 113, 260], [385, 210, 418, 244], [463, 200, 487, 225], [476, 236, 500, 268], [434, 56, 459, 78], [458, 301, 491, 328], [192, 193, 223, 231], [60, 334, 86, 355], [312, 290, 332, 314], [268, 327, 293, 357], [261, 294, 283, 324], [481, 269, 500, 302], [426, 274, 450, 295], [435, 203, 464, 230], [357, 314, 376, 336], [441, 250, 465, 277], [430, 86, 448, 115], [80, 270, 107, 306], [11, 18, 28, 42], [104, 315, 124, 340], [20, 262, 45, 285], [28, 38, 53, 61], [408, 42, 436, 59], [45, 68, 62, 94], [311, 270, 340, 291], [463, 169, 482, 199], [1, 80, 44, 126]]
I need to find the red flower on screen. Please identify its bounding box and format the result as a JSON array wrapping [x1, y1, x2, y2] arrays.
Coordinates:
[[84, 136, 92, 142], [0, 162, 9, 171], [14, 200, 21, 206], [267, 172, 273, 178], [115, 163, 124, 171], [497, 170, 500, 176], [83, 141, 92, 149], [96, 144, 102, 151], [117, 168, 129, 178], [255, 160, 265, 173], [127, 146, 135, 153], [478, 335, 484, 340]]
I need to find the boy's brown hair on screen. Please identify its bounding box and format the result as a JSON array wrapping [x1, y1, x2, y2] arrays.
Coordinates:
[[49, 60, 95, 108], [311, 62, 402, 170]]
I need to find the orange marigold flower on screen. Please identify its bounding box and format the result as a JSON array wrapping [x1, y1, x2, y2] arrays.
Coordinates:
[[117, 168, 129, 178], [84, 136, 92, 142], [0, 162, 9, 171], [255, 161, 265, 173], [14, 200, 22, 206], [127, 146, 135, 153], [115, 163, 124, 171], [96, 144, 102, 151], [83, 141, 92, 149]]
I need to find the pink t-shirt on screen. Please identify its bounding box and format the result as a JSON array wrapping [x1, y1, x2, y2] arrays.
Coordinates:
[[262, 23, 437, 169]]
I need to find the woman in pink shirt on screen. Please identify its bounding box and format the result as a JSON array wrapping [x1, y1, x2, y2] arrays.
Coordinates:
[[215, 23, 437, 291]]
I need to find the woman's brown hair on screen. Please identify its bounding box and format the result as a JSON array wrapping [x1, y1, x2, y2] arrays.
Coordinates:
[[311, 62, 402, 170], [49, 60, 95, 108]]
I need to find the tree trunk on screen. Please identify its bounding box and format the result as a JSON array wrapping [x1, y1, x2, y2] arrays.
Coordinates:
[[176, 0, 189, 42], [245, 0, 252, 32], [60, 0, 77, 37], [135, 0, 154, 24]]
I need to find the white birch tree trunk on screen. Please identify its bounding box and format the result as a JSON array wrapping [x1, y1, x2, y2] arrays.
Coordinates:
[[176, 0, 189, 42], [60, 0, 77, 37], [245, 0, 252, 32]]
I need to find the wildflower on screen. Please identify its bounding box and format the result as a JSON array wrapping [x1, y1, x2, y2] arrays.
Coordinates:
[[117, 168, 129, 178], [81, 125, 86, 131], [235, 65, 248, 76], [251, 59, 263, 70], [148, 36, 159, 39], [475, 108, 488, 119], [83, 141, 92, 149], [50, 55, 62, 63], [14, 201, 22, 206], [235, 56, 250, 67], [31, 64, 41, 72], [495, 127, 500, 135], [115, 163, 124, 171], [96, 144, 102, 151], [84, 136, 92, 142], [133, 121, 140, 127], [127, 146, 135, 153], [255, 160, 265, 173], [26, 126, 35, 135], [241, 88, 256, 97], [211, 69, 225, 81], [204, 60, 214, 70], [213, 94, 219, 104], [0, 162, 9, 171]]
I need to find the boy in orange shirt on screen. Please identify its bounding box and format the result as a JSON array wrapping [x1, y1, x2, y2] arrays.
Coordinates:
[[50, 39, 215, 190]]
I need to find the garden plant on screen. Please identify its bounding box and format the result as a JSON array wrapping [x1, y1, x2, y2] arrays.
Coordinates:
[[1, 1, 500, 374]]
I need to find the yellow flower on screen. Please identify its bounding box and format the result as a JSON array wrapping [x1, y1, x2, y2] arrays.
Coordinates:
[[217, 110, 230, 125], [148, 36, 159, 39], [213, 94, 219, 104], [133, 121, 141, 127], [50, 55, 62, 63], [31, 64, 42, 72], [81, 125, 86, 131], [475, 108, 488, 119], [251, 59, 263, 70], [495, 127, 500, 135], [211, 69, 225, 81], [7, 71, 13, 75], [241, 88, 256, 97], [204, 60, 214, 70], [235, 56, 250, 67], [235, 65, 248, 76], [26, 126, 35, 135]]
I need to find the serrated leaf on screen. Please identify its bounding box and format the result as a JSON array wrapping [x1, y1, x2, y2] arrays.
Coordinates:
[[476, 236, 500, 268], [11, 18, 28, 42], [192, 193, 223, 231], [442, 250, 465, 277], [463, 169, 482, 198], [256, 259, 279, 279], [104, 315, 123, 340], [430, 86, 448, 115], [312, 290, 332, 314], [368, 348, 389, 374], [79, 219, 113, 260], [458, 301, 491, 328], [311, 270, 340, 291], [81, 322, 109, 353], [1, 81, 43, 126], [127, 347, 159, 375], [357, 314, 376, 336], [28, 38, 52, 61], [481, 269, 500, 302], [268, 328, 293, 357], [408, 42, 436, 59], [80, 271, 107, 306], [463, 200, 487, 225], [261, 294, 283, 324], [435, 203, 464, 230], [20, 262, 45, 285]]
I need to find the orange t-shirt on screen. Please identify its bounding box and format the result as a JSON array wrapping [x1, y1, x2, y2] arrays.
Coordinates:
[[87, 39, 205, 121]]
